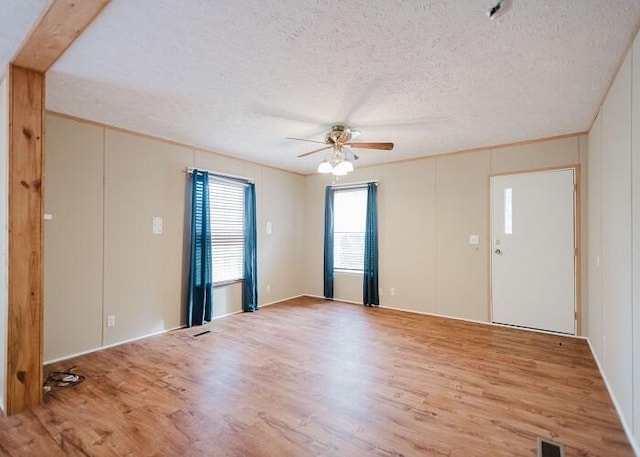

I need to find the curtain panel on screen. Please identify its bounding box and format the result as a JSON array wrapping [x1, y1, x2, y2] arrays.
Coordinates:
[[323, 186, 335, 299], [243, 183, 258, 312], [363, 182, 379, 306], [187, 170, 213, 326]]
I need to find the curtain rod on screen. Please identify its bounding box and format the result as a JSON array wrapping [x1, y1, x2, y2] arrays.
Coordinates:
[[330, 180, 379, 189], [186, 167, 254, 184]]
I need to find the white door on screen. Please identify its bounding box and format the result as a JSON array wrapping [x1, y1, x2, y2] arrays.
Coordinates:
[[490, 169, 576, 334]]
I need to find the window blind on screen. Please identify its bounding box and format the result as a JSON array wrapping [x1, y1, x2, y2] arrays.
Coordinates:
[[334, 188, 368, 271], [209, 178, 245, 283]]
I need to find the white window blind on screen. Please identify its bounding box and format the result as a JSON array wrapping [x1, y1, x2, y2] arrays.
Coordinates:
[[209, 178, 245, 283], [334, 188, 367, 271]]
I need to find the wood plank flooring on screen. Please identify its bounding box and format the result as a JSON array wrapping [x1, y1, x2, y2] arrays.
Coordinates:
[[0, 297, 633, 456]]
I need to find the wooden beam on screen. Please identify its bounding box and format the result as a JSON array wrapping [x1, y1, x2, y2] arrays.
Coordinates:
[[4, 0, 110, 415], [12, 0, 111, 73], [7, 65, 44, 414]]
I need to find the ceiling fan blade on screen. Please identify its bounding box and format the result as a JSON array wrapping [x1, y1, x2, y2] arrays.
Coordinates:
[[345, 142, 394, 150], [297, 145, 332, 158], [286, 137, 326, 144]]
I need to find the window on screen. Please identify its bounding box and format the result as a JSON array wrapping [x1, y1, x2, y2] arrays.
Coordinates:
[[209, 178, 245, 283], [334, 188, 367, 271]]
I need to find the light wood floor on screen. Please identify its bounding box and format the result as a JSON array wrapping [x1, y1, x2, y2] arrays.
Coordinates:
[[0, 297, 633, 456]]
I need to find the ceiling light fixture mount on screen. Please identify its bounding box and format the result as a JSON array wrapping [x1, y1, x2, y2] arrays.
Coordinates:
[[488, 0, 513, 20]]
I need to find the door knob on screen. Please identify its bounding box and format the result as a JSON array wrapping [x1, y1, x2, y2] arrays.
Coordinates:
[[494, 248, 503, 255]]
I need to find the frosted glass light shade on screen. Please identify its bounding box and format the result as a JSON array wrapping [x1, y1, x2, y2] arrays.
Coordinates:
[[317, 161, 333, 174], [333, 160, 353, 176]]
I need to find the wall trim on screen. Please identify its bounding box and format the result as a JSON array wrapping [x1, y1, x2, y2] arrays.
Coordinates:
[[302, 295, 586, 340], [377, 303, 586, 340], [260, 294, 308, 307], [585, 337, 640, 455], [45, 325, 184, 365], [303, 294, 362, 306], [44, 309, 247, 365], [589, 19, 640, 131], [44, 297, 309, 365], [353, 132, 587, 174], [47, 111, 587, 178], [45, 110, 304, 177]]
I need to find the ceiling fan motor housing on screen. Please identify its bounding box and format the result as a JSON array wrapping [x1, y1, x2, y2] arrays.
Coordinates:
[[325, 124, 351, 144]]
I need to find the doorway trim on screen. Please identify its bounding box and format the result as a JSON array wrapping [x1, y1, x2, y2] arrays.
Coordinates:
[[486, 164, 582, 335]]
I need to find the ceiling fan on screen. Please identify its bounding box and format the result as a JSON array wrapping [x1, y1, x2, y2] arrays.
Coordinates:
[[287, 124, 394, 176]]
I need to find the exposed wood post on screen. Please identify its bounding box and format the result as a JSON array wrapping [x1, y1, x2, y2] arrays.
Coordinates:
[[13, 0, 111, 73], [7, 65, 45, 414], [3, 0, 110, 415]]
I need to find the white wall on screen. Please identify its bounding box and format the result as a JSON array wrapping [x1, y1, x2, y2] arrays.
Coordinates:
[[0, 74, 8, 413], [304, 135, 587, 327], [588, 111, 603, 360], [44, 114, 305, 361], [587, 28, 639, 448], [633, 30, 640, 442]]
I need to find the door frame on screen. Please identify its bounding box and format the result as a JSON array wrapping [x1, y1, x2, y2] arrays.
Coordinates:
[[486, 164, 582, 335]]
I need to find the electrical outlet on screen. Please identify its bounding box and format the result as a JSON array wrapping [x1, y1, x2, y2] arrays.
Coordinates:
[[266, 284, 271, 294], [107, 315, 115, 327], [390, 287, 396, 296], [469, 235, 480, 245]]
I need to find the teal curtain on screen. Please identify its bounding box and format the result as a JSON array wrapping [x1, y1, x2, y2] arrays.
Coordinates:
[[243, 183, 258, 312], [187, 170, 213, 327], [323, 186, 334, 298], [363, 183, 379, 306]]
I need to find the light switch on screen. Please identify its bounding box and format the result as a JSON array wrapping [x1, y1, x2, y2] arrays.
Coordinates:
[[152, 217, 163, 235], [469, 235, 480, 245], [266, 221, 272, 234]]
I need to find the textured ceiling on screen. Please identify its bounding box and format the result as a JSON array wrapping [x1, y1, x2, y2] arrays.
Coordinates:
[[43, 0, 640, 173], [0, 0, 47, 80]]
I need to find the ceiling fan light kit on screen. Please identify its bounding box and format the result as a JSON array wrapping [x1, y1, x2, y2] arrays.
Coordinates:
[[292, 124, 394, 176], [317, 160, 333, 174]]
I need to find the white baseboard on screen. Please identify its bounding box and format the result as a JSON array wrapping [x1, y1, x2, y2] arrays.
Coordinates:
[[303, 294, 362, 305], [44, 308, 247, 365], [260, 294, 306, 307], [379, 304, 586, 339], [44, 325, 185, 365], [45, 297, 305, 365], [302, 295, 585, 339], [585, 338, 639, 455]]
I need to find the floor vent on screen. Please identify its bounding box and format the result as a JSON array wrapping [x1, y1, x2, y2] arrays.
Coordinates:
[[192, 330, 211, 338], [537, 438, 565, 457]]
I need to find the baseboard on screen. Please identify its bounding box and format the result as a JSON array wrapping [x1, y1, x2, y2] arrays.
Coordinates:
[[44, 325, 186, 365], [260, 294, 306, 307], [303, 294, 362, 305], [44, 308, 245, 365], [381, 304, 586, 339], [44, 297, 306, 365], [585, 338, 639, 455], [301, 295, 585, 340]]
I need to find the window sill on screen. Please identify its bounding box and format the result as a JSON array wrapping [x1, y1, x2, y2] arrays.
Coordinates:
[[213, 279, 243, 288], [334, 269, 363, 276]]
